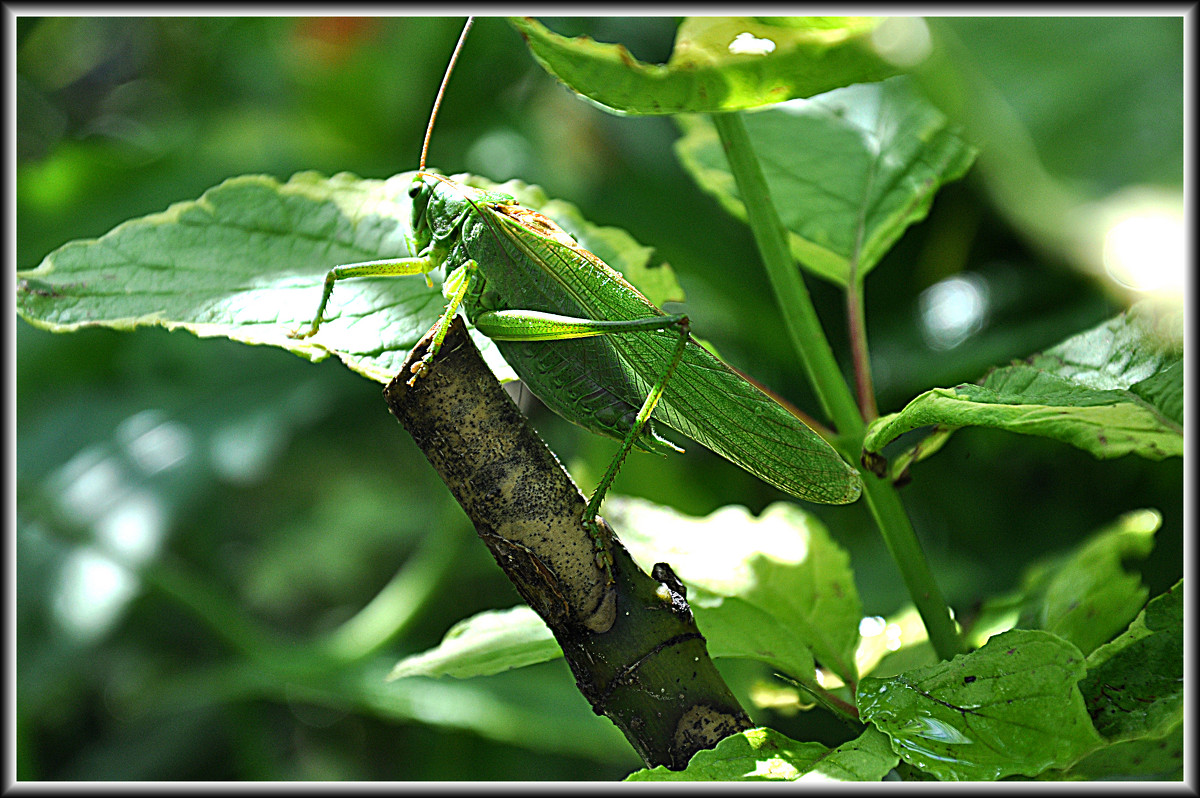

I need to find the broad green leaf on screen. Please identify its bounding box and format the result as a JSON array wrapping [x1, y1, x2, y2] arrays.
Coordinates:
[[863, 302, 1184, 474], [17, 171, 421, 383], [625, 726, 898, 782], [965, 510, 1160, 656], [509, 16, 901, 116], [1078, 579, 1183, 742], [387, 606, 558, 680], [607, 497, 862, 686], [1043, 718, 1182, 781], [337, 660, 635, 766], [675, 76, 976, 285], [858, 629, 1102, 781], [17, 171, 684, 386], [1021, 510, 1159, 656]]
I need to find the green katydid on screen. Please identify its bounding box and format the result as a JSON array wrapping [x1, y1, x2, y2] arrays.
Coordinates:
[[289, 17, 862, 573]]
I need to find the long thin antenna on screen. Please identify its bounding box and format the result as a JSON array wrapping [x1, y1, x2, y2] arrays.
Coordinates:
[[420, 16, 474, 171]]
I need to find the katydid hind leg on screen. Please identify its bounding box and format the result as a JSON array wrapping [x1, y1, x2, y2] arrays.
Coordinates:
[[474, 306, 691, 581], [586, 315, 689, 581], [581, 315, 691, 522], [476, 308, 691, 580]]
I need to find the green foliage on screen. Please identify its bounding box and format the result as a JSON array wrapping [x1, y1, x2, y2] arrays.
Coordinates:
[[675, 77, 976, 286], [859, 630, 1103, 781], [388, 501, 868, 700], [626, 726, 898, 781], [971, 509, 1158, 658], [864, 303, 1184, 474], [509, 16, 900, 115], [17, 171, 682, 387], [1079, 580, 1183, 742], [390, 500, 864, 701], [387, 606, 557, 680], [18, 172, 422, 381], [16, 15, 1181, 782], [1052, 722, 1182, 781], [1037, 581, 1184, 781], [610, 499, 862, 687], [387, 508, 1179, 782]]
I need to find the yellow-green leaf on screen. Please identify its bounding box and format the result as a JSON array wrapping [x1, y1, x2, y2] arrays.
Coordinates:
[[509, 16, 901, 115]]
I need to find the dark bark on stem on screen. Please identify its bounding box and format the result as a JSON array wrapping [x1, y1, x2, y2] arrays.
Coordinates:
[[383, 317, 752, 770]]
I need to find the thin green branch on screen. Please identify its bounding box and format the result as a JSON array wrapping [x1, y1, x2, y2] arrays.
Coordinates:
[[796, 680, 861, 725], [708, 114, 860, 431], [710, 111, 964, 661], [846, 281, 879, 422], [858, 477, 963, 660]]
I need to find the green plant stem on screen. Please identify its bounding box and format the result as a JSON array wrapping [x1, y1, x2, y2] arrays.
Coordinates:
[[709, 115, 858, 429], [711, 111, 964, 661], [797, 680, 860, 724], [857, 477, 962, 658], [846, 281, 879, 422]]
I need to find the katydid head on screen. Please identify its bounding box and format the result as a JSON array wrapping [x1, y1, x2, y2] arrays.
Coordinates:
[[407, 170, 519, 255], [407, 174, 437, 253]]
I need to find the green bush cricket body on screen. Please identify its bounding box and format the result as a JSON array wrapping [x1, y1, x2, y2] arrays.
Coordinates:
[[289, 18, 863, 574]]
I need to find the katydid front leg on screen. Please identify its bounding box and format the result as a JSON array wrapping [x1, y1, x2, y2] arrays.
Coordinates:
[[287, 244, 449, 341], [475, 308, 691, 582], [408, 258, 479, 384]]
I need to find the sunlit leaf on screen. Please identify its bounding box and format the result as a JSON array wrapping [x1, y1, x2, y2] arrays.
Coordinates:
[[863, 302, 1184, 475], [17, 171, 423, 382], [855, 604, 936, 680], [858, 629, 1102, 781], [17, 171, 683, 386], [625, 726, 898, 782], [510, 16, 900, 115], [607, 497, 862, 685], [387, 606, 558, 680]]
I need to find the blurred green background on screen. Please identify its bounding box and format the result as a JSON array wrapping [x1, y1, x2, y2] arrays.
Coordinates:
[[16, 16, 1183, 781]]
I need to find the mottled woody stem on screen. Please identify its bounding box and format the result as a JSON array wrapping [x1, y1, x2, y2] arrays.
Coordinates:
[[384, 316, 753, 769]]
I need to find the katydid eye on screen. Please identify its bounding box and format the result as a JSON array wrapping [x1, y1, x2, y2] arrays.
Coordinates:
[[408, 182, 422, 199]]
